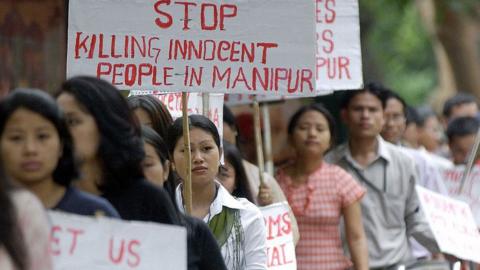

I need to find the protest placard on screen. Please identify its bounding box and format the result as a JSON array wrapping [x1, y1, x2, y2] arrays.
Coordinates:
[[442, 165, 480, 225], [48, 211, 187, 270], [260, 202, 296, 270], [416, 186, 480, 263], [316, 0, 363, 92], [67, 0, 316, 96]]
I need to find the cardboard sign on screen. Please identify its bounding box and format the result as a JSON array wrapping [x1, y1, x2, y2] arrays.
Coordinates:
[[67, 0, 316, 96], [443, 165, 480, 225], [48, 211, 187, 270], [416, 186, 480, 263], [260, 202, 296, 270], [316, 0, 363, 91]]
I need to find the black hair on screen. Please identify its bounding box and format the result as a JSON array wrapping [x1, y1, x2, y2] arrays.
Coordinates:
[[341, 82, 387, 109], [223, 105, 237, 130], [443, 93, 478, 118], [0, 169, 27, 270], [0, 89, 78, 186], [405, 106, 420, 126], [142, 126, 169, 164], [380, 89, 407, 117], [58, 76, 144, 192], [415, 106, 437, 127], [446, 116, 480, 141], [287, 103, 337, 148], [166, 114, 221, 157], [221, 141, 254, 202], [128, 95, 173, 139]]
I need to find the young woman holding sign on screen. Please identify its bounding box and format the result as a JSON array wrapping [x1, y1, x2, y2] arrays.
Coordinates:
[[56, 76, 179, 224], [0, 89, 119, 217], [141, 126, 228, 270], [276, 103, 368, 270], [166, 115, 267, 270]]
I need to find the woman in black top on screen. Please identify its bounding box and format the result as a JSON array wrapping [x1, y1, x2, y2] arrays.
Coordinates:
[[0, 88, 119, 217], [56, 76, 179, 224]]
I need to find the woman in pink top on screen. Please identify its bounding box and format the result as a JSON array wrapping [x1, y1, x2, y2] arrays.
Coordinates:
[[0, 169, 52, 270], [276, 103, 368, 270]]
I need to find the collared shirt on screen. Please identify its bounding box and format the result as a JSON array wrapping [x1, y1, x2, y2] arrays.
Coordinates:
[[326, 136, 439, 268], [176, 182, 267, 270]]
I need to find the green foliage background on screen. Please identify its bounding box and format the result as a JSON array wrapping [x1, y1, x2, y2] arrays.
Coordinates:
[[360, 0, 437, 106]]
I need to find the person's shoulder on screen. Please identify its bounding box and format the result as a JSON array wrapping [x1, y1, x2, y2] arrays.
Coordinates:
[[69, 187, 120, 217], [236, 197, 263, 219], [325, 143, 348, 163]]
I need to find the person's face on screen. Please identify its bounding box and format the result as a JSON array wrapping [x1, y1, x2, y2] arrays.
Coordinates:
[[218, 161, 236, 194], [0, 108, 62, 185], [290, 110, 331, 157], [172, 128, 220, 188], [142, 142, 169, 187], [418, 116, 442, 152], [402, 123, 419, 148], [449, 134, 476, 165], [57, 93, 100, 161], [342, 92, 385, 139], [134, 108, 153, 128], [223, 122, 237, 145], [381, 98, 406, 144]]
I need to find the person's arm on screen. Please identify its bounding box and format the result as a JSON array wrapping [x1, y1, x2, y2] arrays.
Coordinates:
[[343, 201, 369, 270], [243, 205, 268, 270]]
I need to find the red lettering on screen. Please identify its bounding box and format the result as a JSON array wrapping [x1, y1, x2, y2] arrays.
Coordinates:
[[281, 213, 292, 234], [257, 43, 278, 64], [112, 63, 125, 85], [231, 67, 252, 90], [127, 240, 141, 267], [212, 66, 231, 88], [316, 0, 336, 23], [125, 64, 137, 86], [219, 5, 237, 30], [75, 32, 89, 59], [201, 4, 218, 30], [67, 228, 84, 255], [98, 34, 109, 58], [217, 41, 231, 61], [321, 29, 334, 54], [49, 226, 62, 256], [109, 238, 125, 264], [97, 62, 112, 78], [110, 35, 122, 58], [175, 1, 197, 30], [154, 0, 173, 29]]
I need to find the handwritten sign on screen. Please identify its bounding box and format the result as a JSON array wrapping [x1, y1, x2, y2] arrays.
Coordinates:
[[416, 186, 480, 263], [442, 165, 480, 225], [316, 0, 362, 92], [67, 0, 316, 96], [260, 202, 296, 270], [48, 211, 187, 270]]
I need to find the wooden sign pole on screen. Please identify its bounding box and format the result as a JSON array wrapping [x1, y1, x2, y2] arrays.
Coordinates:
[[253, 98, 266, 186], [182, 92, 192, 214]]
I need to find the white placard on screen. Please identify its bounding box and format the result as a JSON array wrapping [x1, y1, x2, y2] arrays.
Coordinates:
[[316, 0, 363, 92], [260, 202, 297, 270], [48, 211, 187, 270], [416, 186, 480, 263], [67, 0, 316, 96], [443, 165, 480, 225]]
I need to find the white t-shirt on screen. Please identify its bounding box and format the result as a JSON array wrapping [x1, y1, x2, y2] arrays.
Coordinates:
[[176, 182, 267, 270]]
